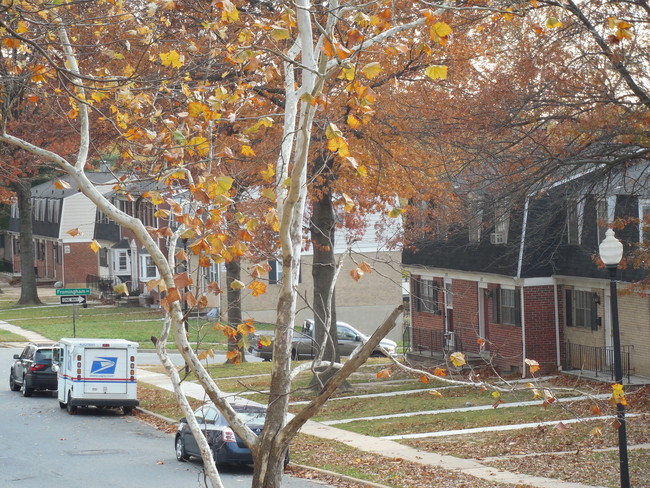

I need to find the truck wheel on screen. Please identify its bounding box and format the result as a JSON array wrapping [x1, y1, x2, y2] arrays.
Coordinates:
[[9, 373, 20, 392], [59, 401, 67, 409], [21, 376, 33, 397], [66, 393, 77, 414]]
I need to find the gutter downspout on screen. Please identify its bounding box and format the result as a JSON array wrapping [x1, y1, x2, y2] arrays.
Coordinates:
[[517, 197, 530, 378], [553, 278, 561, 370]]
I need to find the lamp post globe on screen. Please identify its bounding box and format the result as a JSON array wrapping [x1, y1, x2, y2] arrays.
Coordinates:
[[598, 228, 629, 488], [599, 228, 623, 267]]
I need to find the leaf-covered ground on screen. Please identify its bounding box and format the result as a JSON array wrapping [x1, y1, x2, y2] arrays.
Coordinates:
[[135, 376, 650, 488]]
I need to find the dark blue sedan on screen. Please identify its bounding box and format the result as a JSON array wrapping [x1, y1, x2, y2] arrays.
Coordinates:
[[174, 402, 289, 467]]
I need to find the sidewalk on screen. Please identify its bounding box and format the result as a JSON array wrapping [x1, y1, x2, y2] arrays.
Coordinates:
[[0, 319, 605, 488]]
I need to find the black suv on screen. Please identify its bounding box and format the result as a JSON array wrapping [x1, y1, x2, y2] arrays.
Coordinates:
[[10, 343, 58, 397]]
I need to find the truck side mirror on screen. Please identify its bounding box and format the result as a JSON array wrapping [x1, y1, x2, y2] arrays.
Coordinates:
[[52, 347, 61, 363]]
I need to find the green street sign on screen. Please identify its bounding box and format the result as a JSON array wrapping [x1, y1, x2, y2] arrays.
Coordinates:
[[56, 288, 91, 296]]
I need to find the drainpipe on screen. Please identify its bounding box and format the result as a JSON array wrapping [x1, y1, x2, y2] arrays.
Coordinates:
[[553, 279, 561, 370], [517, 197, 531, 377]]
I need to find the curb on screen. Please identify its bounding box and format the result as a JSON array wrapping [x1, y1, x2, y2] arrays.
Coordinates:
[[134, 407, 391, 488]]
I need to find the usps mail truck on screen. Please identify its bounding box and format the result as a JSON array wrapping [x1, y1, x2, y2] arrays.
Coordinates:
[[54, 338, 139, 415]]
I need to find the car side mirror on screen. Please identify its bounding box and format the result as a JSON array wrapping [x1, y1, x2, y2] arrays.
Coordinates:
[[355, 335, 362, 342], [13, 354, 19, 359], [179, 417, 187, 424]]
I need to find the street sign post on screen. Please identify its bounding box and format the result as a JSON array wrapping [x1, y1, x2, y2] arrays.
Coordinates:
[[56, 289, 91, 338], [60, 295, 87, 305], [56, 288, 90, 296]]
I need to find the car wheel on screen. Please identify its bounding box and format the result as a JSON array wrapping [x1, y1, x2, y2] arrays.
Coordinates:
[[175, 435, 188, 462], [122, 406, 133, 415], [283, 450, 290, 469], [9, 373, 20, 392], [21, 376, 33, 397]]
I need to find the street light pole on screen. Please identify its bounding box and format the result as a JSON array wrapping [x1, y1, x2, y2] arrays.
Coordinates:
[[599, 229, 630, 488]]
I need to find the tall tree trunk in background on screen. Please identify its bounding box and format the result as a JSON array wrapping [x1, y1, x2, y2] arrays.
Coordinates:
[[309, 154, 341, 387], [16, 179, 42, 305], [225, 258, 245, 362]]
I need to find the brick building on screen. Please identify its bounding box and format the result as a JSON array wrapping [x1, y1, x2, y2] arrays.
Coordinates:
[[404, 163, 650, 379]]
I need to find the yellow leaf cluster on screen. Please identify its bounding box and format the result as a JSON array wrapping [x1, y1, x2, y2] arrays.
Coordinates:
[[425, 65, 448, 80], [160, 50, 184, 68], [89, 240, 101, 253], [450, 351, 466, 367], [610, 383, 627, 405], [525, 358, 540, 374]]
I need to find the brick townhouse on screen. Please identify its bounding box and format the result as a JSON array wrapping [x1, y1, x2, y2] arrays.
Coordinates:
[[404, 162, 650, 379]]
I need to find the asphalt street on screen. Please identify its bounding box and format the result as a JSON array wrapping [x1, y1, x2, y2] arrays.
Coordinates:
[[0, 348, 327, 488]]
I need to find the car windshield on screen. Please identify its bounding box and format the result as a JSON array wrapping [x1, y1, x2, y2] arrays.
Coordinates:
[[35, 349, 53, 363], [234, 406, 266, 424]]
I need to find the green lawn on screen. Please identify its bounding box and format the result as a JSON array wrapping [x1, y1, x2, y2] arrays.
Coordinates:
[[0, 304, 231, 349], [0, 329, 27, 342]]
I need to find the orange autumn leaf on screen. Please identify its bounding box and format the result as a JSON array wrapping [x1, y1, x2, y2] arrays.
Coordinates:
[[591, 404, 602, 416], [376, 368, 392, 379], [185, 290, 197, 309], [54, 179, 72, 190], [249, 280, 267, 297], [175, 249, 188, 262], [433, 368, 447, 377], [166, 287, 181, 303], [226, 349, 242, 364], [420, 375, 429, 384], [237, 319, 256, 335], [174, 272, 193, 289], [67, 227, 82, 237], [198, 255, 213, 267]]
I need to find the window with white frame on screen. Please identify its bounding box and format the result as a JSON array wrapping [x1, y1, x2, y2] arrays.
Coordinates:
[[596, 199, 609, 245], [639, 199, 650, 245], [468, 209, 483, 243], [567, 199, 579, 245], [492, 286, 520, 326], [413, 278, 440, 313], [113, 250, 130, 273], [490, 204, 510, 244], [140, 255, 159, 280], [566, 289, 598, 330]]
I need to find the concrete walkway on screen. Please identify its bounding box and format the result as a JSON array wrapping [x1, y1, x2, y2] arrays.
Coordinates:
[[0, 319, 607, 488]]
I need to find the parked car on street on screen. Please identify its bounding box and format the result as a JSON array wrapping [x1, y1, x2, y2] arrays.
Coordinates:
[[175, 402, 289, 467], [249, 319, 398, 361], [9, 343, 58, 397]]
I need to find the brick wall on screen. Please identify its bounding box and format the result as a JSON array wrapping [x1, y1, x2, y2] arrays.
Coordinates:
[[523, 285, 560, 374], [62, 242, 99, 287], [618, 292, 650, 377]]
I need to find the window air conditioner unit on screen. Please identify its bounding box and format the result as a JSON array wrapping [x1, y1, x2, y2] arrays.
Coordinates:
[[490, 232, 506, 244]]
